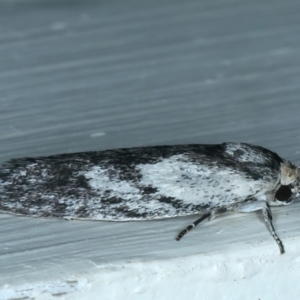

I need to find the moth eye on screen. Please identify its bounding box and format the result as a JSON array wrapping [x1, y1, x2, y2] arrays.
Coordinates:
[[275, 185, 293, 201]]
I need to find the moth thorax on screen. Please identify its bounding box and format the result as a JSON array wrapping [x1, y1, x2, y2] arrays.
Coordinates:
[[280, 160, 299, 185]]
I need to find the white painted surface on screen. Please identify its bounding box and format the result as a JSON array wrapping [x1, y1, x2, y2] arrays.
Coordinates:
[[1, 203, 300, 299], [1, 0, 300, 299], [3, 241, 300, 300]]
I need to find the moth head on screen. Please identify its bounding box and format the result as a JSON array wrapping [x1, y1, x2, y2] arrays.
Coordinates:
[[273, 160, 300, 204]]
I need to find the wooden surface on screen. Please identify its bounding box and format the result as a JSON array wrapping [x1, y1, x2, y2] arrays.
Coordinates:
[[1, 0, 300, 293]]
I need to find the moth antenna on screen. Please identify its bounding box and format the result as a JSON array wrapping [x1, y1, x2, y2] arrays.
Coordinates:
[[176, 212, 211, 241]]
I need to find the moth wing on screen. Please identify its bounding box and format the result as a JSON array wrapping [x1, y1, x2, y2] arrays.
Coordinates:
[[0, 143, 281, 220]]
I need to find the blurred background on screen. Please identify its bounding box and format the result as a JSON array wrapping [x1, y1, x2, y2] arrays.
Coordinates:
[[1, 2, 300, 295], [1, 0, 300, 163]]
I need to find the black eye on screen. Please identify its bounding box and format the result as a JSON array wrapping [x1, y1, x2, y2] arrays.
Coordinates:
[[275, 185, 293, 201]]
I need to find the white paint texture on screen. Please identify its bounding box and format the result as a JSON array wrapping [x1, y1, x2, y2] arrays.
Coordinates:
[[1, 239, 300, 300], [1, 201, 300, 300], [1, 0, 300, 298]]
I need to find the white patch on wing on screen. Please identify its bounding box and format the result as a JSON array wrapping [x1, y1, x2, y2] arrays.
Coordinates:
[[136, 155, 267, 206], [83, 166, 179, 219], [82, 154, 272, 220], [84, 166, 141, 200]]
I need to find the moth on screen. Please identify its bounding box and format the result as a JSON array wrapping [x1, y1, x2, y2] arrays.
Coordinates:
[[0, 142, 299, 254]]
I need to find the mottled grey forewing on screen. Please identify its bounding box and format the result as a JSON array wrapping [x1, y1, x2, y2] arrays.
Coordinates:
[[0, 143, 282, 220]]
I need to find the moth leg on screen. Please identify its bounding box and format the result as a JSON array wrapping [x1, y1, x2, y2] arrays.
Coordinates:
[[262, 203, 285, 254], [176, 212, 211, 241], [234, 201, 284, 254]]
